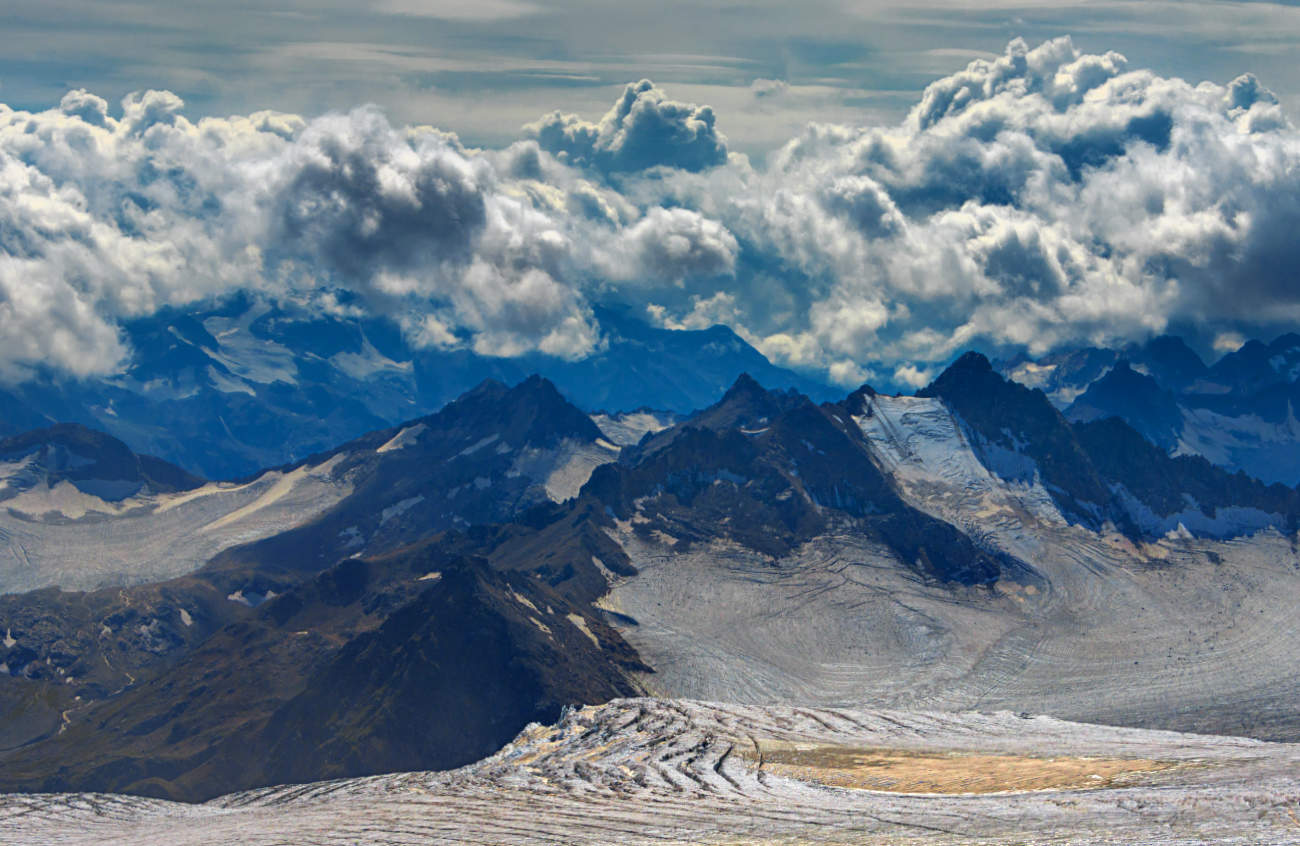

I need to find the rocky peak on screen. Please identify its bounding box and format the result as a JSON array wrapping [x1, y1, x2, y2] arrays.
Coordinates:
[[921, 351, 1112, 522], [430, 375, 604, 448]]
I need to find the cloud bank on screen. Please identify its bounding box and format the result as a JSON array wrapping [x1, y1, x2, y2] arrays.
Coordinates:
[[2, 37, 1300, 386]]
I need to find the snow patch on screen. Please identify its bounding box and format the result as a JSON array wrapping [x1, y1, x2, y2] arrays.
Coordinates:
[[331, 336, 413, 381], [380, 496, 424, 525], [206, 366, 256, 396], [512, 591, 541, 614], [567, 613, 601, 648], [178, 608, 193, 627], [1111, 484, 1280, 539], [3, 480, 141, 520], [200, 453, 346, 534], [202, 306, 298, 385], [3, 628, 14, 649], [508, 439, 622, 503], [1175, 404, 1300, 485], [457, 434, 500, 458], [377, 424, 426, 454], [853, 393, 1067, 552], [339, 525, 364, 549]]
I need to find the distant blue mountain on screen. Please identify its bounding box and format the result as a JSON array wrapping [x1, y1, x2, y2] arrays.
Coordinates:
[[1000, 333, 1300, 485], [0, 296, 835, 479]]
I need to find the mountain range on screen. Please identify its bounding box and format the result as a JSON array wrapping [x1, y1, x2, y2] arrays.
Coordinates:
[[1001, 333, 1300, 485], [0, 297, 833, 480], [3, 348, 1300, 801]]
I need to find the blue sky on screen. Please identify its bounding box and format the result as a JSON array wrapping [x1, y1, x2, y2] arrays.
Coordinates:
[[3, 2, 1300, 388], [5, 0, 1300, 154]]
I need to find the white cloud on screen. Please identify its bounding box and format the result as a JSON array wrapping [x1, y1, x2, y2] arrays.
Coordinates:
[[523, 80, 728, 173], [4, 38, 1300, 388]]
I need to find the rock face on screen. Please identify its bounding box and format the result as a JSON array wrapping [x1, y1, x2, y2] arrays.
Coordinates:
[[0, 547, 646, 801], [590, 363, 1300, 744], [0, 376, 638, 800], [0, 375, 619, 596], [1068, 360, 1185, 449], [588, 372, 1016, 584], [924, 352, 1300, 537]]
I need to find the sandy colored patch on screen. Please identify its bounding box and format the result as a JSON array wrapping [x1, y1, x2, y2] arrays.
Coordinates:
[[746, 741, 1179, 794]]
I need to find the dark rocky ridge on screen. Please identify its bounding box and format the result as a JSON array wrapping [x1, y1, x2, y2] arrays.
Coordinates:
[[5, 361, 1297, 803], [1068, 362, 1184, 450], [587, 372, 1018, 585], [925, 352, 1300, 536], [0, 424, 203, 498]]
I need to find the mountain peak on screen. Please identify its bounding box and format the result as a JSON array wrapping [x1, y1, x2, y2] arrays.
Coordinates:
[[918, 351, 995, 398], [722, 372, 767, 402], [919, 349, 1111, 520], [432, 375, 604, 448]]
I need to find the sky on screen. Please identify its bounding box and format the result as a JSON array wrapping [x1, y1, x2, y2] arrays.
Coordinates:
[[6, 1, 1300, 153], [3, 1, 1300, 388]]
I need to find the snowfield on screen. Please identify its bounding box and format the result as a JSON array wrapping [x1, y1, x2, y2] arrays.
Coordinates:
[[3, 698, 1299, 845]]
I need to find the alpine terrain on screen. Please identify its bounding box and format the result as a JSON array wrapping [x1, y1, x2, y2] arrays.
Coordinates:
[[4, 350, 1300, 843]]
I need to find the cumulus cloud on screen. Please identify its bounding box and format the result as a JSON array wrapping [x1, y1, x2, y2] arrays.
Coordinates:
[[6, 42, 1300, 389], [0, 90, 607, 378], [633, 36, 1300, 383], [523, 80, 728, 174]]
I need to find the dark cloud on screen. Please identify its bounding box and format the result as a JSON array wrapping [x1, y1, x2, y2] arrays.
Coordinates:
[[272, 111, 489, 280]]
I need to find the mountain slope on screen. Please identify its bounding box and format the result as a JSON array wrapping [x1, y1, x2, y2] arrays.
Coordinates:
[[0, 376, 618, 596], [0, 541, 646, 801], [6, 364, 1300, 806], [588, 363, 1300, 743], [5, 698, 1300, 846], [585, 373, 1017, 584], [0, 424, 202, 500], [920, 352, 1300, 538]]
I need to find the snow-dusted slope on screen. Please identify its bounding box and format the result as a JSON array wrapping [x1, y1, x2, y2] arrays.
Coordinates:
[[854, 393, 1067, 544], [0, 455, 352, 594], [1176, 404, 1300, 486], [590, 410, 677, 447], [509, 438, 621, 502], [4, 698, 1298, 845], [0, 376, 627, 595]]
